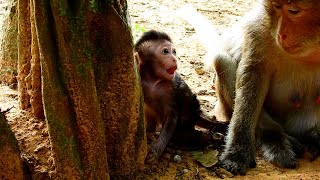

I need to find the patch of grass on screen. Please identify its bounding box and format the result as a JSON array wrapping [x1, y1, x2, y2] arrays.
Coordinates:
[[132, 24, 147, 33]]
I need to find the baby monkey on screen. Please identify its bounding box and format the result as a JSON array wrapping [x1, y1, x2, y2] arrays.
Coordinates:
[[134, 30, 226, 164]]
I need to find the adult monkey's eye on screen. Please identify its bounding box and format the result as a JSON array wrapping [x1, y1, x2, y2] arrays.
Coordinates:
[[272, 2, 281, 10], [288, 7, 300, 15], [173, 49, 177, 55]]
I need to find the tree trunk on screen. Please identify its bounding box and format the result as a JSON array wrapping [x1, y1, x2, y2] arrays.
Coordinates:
[[14, 0, 147, 179], [17, 0, 45, 119], [29, 0, 44, 119], [0, 0, 18, 87], [17, 0, 31, 110], [0, 112, 31, 179], [91, 2, 147, 177]]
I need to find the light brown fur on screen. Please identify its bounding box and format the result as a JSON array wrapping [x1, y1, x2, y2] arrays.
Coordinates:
[[212, 0, 320, 175]]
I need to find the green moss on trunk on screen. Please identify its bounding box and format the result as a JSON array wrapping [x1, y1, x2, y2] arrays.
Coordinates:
[[22, 0, 146, 179]]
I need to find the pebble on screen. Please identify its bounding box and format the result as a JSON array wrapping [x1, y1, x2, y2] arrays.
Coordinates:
[[173, 155, 182, 163], [195, 68, 205, 75], [182, 169, 189, 174]]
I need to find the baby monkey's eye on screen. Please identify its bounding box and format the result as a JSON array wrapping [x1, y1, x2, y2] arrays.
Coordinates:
[[162, 48, 169, 54], [173, 49, 177, 55]]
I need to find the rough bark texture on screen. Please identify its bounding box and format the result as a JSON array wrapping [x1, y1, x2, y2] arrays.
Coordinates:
[[89, 2, 148, 178], [28, 0, 146, 179], [17, 0, 45, 120], [17, 0, 31, 110], [0, 0, 18, 86], [29, 0, 44, 119], [0, 112, 31, 179]]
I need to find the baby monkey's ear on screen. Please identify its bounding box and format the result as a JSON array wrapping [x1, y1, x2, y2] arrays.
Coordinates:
[[134, 52, 143, 70]]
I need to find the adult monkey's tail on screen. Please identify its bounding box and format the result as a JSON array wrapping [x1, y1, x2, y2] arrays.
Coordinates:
[[176, 5, 221, 70]]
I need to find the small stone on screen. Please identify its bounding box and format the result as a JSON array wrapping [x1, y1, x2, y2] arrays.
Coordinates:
[[182, 169, 189, 174], [195, 68, 205, 75], [173, 155, 182, 163]]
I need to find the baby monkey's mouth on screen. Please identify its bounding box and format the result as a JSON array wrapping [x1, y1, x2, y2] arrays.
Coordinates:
[[167, 67, 176, 75]]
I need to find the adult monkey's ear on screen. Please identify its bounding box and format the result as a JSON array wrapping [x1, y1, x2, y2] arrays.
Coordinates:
[[134, 52, 143, 70]]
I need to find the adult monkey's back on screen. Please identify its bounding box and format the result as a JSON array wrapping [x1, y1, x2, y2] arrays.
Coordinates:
[[178, 0, 320, 175]]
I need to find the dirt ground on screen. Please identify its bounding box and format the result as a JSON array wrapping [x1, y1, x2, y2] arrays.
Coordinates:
[[1, 0, 320, 179]]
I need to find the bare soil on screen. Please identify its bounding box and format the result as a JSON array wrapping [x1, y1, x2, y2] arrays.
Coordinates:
[[0, 0, 320, 179]]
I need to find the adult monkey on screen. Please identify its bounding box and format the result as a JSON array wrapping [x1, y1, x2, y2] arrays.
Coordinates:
[[178, 0, 320, 175], [217, 0, 320, 175]]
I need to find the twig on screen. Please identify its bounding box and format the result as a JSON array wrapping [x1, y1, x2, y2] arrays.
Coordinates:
[[1, 106, 14, 114]]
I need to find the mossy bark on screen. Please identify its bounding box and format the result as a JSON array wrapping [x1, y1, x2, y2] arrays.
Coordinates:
[[28, 0, 146, 179], [0, 112, 31, 179], [90, 3, 148, 178], [0, 0, 18, 86]]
